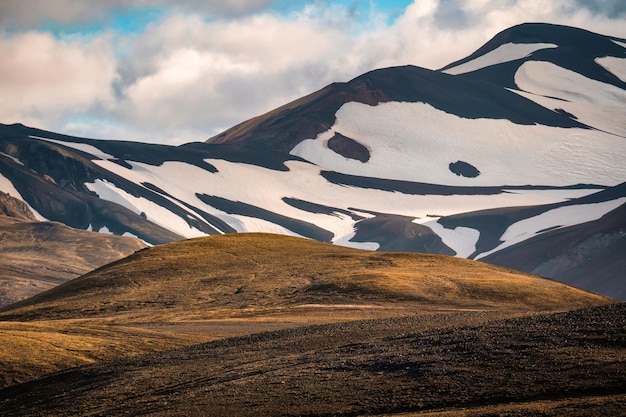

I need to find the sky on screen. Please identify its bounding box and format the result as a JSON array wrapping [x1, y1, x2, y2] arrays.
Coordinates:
[[1, 0, 625, 145]]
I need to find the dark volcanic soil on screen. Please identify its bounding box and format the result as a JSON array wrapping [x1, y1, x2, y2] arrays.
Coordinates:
[[1, 304, 624, 416]]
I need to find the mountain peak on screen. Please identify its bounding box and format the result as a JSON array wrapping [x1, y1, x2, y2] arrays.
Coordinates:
[[441, 22, 626, 89]]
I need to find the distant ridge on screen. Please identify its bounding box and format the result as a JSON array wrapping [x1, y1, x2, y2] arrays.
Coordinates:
[[0, 193, 145, 307]]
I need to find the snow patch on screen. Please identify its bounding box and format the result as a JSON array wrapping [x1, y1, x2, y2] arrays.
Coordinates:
[[86, 224, 150, 245], [333, 230, 380, 251], [595, 56, 626, 83], [443, 43, 557, 75], [611, 39, 626, 49], [123, 231, 152, 246], [30, 136, 115, 160], [416, 217, 480, 258], [0, 172, 47, 220], [476, 197, 626, 259], [98, 226, 113, 235], [514, 60, 626, 137], [226, 215, 308, 237]]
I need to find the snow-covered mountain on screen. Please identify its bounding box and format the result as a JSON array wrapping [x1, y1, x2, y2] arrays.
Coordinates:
[[1, 23, 625, 298]]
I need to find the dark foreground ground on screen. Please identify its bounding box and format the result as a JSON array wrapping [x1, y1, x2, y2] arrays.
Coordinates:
[[1, 303, 624, 416]]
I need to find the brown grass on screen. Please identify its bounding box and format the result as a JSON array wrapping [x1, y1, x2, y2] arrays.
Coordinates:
[[0, 233, 610, 323], [0, 233, 614, 388], [0, 320, 204, 388]]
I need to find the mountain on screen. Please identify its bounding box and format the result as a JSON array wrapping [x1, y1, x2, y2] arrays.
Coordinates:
[[210, 23, 626, 180], [0, 192, 146, 307], [0, 22, 625, 299], [0, 233, 614, 389]]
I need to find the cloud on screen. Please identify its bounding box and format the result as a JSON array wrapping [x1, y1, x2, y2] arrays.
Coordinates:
[[355, 0, 626, 71], [116, 10, 359, 139], [573, 0, 626, 16], [0, 0, 113, 26], [0, 31, 117, 128], [0, 0, 277, 28]]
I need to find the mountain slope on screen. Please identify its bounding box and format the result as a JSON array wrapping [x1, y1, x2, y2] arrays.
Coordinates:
[[0, 192, 146, 307], [442, 22, 626, 139], [0, 22, 624, 300], [481, 202, 626, 299], [207, 63, 585, 153], [209, 23, 626, 187]]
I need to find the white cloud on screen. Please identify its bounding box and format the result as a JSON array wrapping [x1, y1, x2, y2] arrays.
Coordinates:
[[0, 31, 117, 127], [116, 11, 356, 139]]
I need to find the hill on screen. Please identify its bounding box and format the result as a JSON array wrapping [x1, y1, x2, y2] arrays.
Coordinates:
[[0, 233, 613, 388], [0, 233, 610, 322]]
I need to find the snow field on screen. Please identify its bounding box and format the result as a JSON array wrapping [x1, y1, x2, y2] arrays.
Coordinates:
[[92, 157, 601, 250], [290, 101, 626, 186], [5, 131, 617, 256], [514, 61, 626, 137], [443, 42, 557, 75], [476, 197, 626, 259]]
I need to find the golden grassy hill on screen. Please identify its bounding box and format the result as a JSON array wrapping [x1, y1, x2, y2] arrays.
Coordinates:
[[0, 233, 611, 323], [0, 233, 613, 388]]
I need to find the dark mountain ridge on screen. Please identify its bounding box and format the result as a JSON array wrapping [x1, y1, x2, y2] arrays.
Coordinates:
[[441, 22, 626, 90], [207, 63, 587, 154]]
